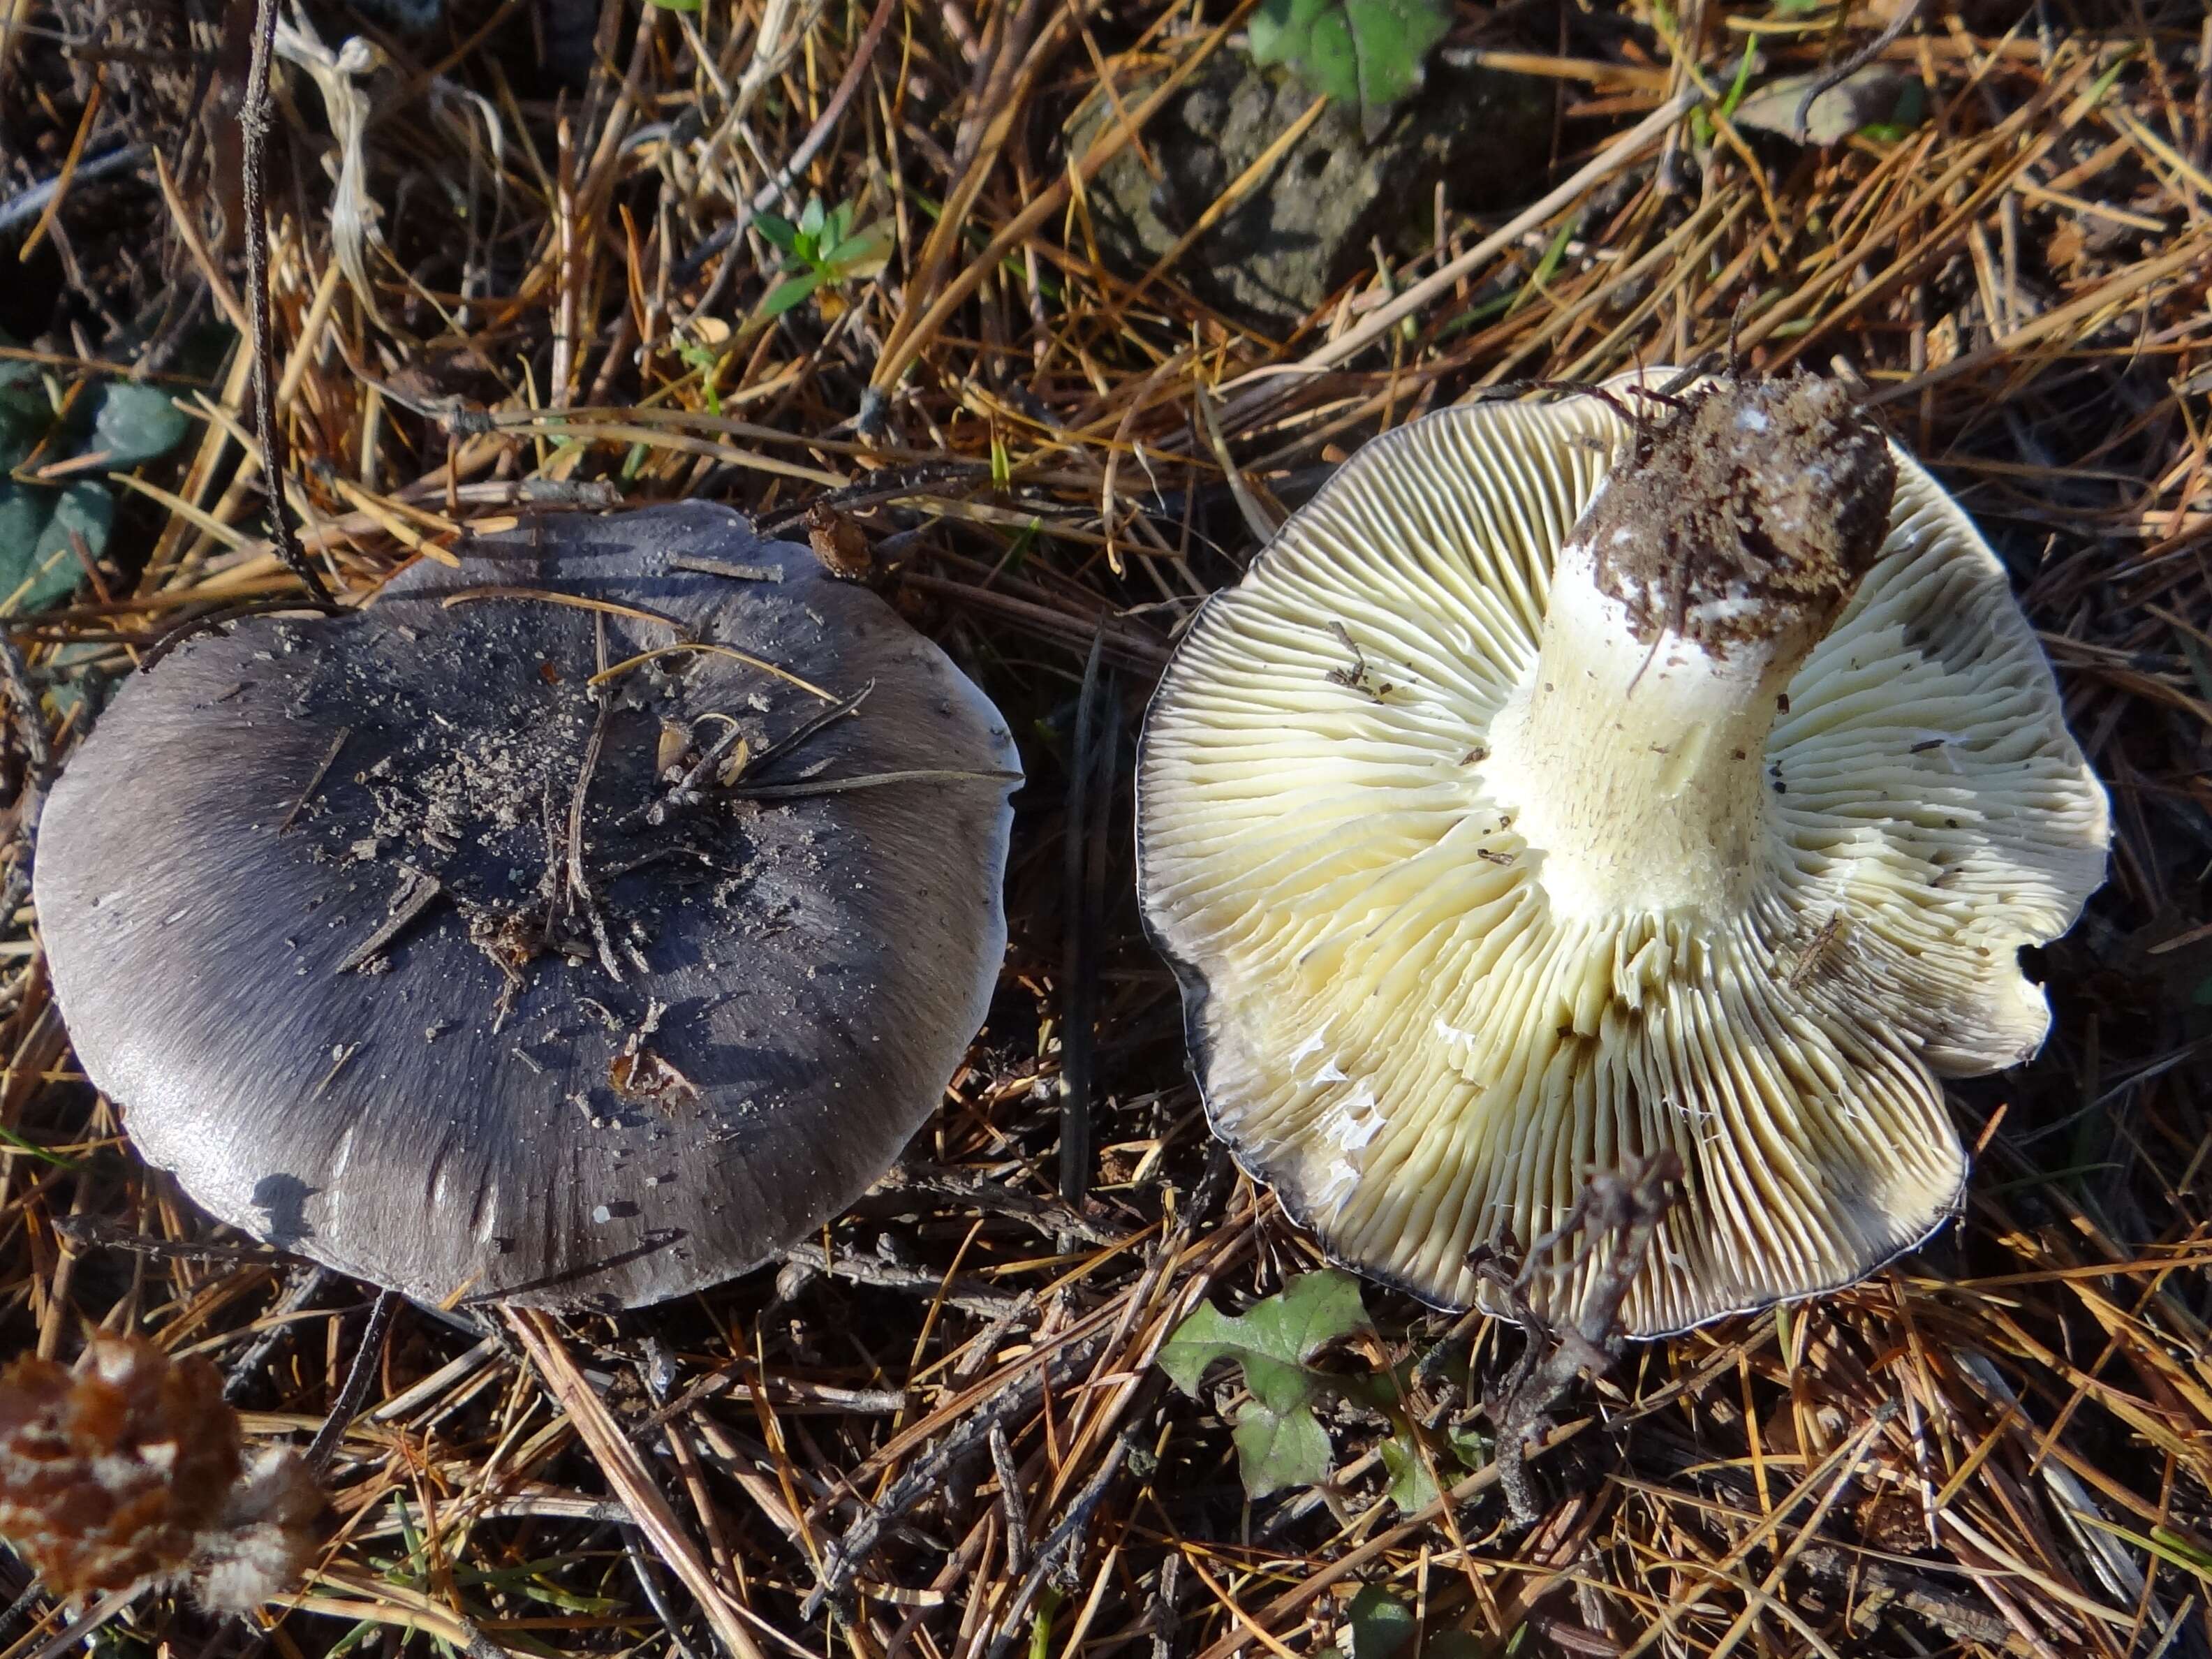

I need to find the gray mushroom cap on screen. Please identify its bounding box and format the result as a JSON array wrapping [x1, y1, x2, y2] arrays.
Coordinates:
[[36, 503, 1022, 1309]]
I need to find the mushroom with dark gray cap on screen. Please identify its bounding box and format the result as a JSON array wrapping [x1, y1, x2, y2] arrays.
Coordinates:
[[1137, 369, 2110, 1337], [35, 503, 1022, 1309]]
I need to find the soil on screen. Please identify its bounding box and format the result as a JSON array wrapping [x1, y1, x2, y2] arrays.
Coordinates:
[[1584, 372, 1900, 651]]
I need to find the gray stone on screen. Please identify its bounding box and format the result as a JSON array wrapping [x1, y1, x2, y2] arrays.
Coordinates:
[[1071, 50, 1552, 329]]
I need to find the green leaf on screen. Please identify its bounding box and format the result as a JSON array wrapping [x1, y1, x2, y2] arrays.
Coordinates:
[[1247, 0, 1452, 120], [754, 213, 800, 254], [827, 226, 893, 274], [1341, 1586, 1416, 1659], [1231, 1400, 1335, 1497], [676, 339, 726, 415], [1335, 1588, 1482, 1659], [0, 383, 46, 471], [89, 382, 189, 466], [32, 480, 111, 596], [1158, 1269, 1373, 1498], [644, 0, 702, 12], [1379, 1430, 1440, 1512], [1376, 1419, 1488, 1513], [1449, 1420, 1491, 1468], [799, 196, 827, 239], [0, 478, 105, 612], [757, 270, 825, 319], [1158, 1269, 1372, 1412], [0, 480, 45, 562], [0, 481, 91, 612], [824, 225, 894, 276]]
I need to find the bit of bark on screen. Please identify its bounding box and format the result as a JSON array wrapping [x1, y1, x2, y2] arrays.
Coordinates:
[[335, 866, 445, 973]]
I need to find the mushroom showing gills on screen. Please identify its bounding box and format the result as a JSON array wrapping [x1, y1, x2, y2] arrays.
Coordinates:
[[1137, 371, 2109, 1336], [35, 504, 1022, 1309]]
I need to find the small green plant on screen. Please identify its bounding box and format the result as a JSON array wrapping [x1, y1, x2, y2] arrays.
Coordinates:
[[1159, 1269, 1371, 1496], [1320, 1585, 1484, 1659], [0, 359, 188, 611], [1377, 1410, 1489, 1512], [1158, 1269, 1489, 1503], [323, 1497, 624, 1659], [751, 197, 893, 326], [1247, 0, 1452, 124], [675, 337, 726, 415]]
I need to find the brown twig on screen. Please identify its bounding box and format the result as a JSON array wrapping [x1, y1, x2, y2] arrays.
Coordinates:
[[1475, 1153, 1685, 1525], [240, 0, 330, 603], [1794, 0, 1924, 142], [305, 1289, 401, 1473]]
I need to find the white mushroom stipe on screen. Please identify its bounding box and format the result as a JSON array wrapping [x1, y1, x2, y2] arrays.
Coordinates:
[[1483, 531, 1804, 920], [1137, 369, 2110, 1336]]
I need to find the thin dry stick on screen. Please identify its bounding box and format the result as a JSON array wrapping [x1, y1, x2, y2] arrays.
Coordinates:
[[306, 1289, 401, 1471], [987, 1419, 1028, 1574], [508, 1308, 773, 1659], [1475, 1153, 1683, 1526], [983, 1429, 1137, 1659], [242, 0, 330, 603], [866, 2, 1256, 399], [1217, 92, 1695, 411]]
